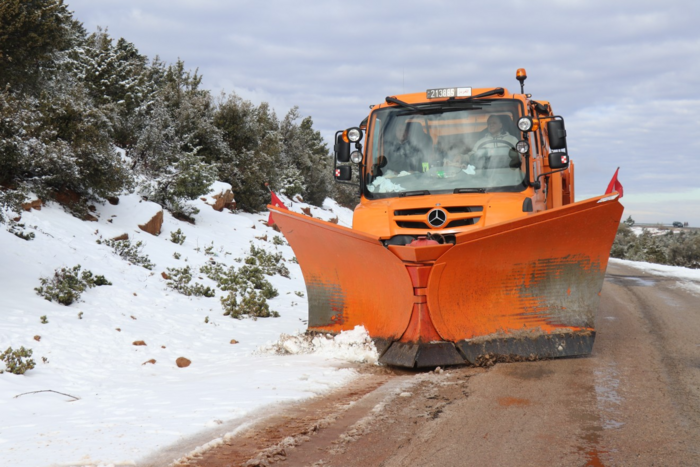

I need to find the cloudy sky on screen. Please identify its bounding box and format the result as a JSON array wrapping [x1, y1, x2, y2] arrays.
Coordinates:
[[66, 0, 700, 225]]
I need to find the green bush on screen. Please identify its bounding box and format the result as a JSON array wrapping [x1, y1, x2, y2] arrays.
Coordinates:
[[170, 228, 186, 245], [611, 219, 700, 268], [35, 265, 111, 305], [165, 266, 215, 297], [1, 347, 36, 375], [7, 222, 35, 240], [97, 238, 155, 270], [221, 290, 279, 319], [248, 244, 289, 278]]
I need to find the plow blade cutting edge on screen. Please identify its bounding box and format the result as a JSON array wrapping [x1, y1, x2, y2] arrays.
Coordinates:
[[270, 193, 623, 368]]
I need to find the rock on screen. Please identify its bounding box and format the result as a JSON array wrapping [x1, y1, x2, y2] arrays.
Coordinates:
[[111, 233, 129, 241], [301, 207, 313, 217], [21, 198, 42, 212], [161, 345, 166, 349], [133, 340, 147, 346], [161, 271, 171, 280], [176, 357, 191, 368], [138, 210, 164, 236], [107, 196, 119, 205], [84, 213, 98, 222], [54, 189, 80, 206], [211, 189, 236, 211], [230, 339, 239, 344], [329, 217, 339, 224], [34, 335, 41, 342], [130, 315, 137, 319], [142, 359, 156, 365], [88, 205, 97, 212]]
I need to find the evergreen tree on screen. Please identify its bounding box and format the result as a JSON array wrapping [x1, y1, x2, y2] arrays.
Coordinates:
[[0, 0, 78, 92]]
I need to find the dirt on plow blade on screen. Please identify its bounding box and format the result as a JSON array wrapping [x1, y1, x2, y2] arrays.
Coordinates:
[[270, 194, 623, 368]]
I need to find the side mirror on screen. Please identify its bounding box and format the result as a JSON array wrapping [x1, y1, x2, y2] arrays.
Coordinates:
[[335, 133, 350, 163], [548, 152, 569, 169], [335, 165, 352, 181], [547, 120, 567, 150]]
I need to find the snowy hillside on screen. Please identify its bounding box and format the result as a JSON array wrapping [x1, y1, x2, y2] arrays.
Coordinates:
[[0, 185, 369, 467]]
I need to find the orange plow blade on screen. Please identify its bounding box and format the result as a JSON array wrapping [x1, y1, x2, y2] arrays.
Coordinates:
[[427, 194, 623, 364], [269, 209, 415, 346], [271, 194, 623, 368]]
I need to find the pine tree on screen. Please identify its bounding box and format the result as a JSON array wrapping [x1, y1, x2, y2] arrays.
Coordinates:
[[0, 0, 77, 92]]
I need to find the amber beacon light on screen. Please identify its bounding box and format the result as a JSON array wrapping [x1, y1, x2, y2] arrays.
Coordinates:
[[516, 68, 527, 93]]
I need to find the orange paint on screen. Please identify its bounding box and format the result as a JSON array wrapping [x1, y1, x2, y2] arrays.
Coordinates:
[[498, 397, 530, 407]]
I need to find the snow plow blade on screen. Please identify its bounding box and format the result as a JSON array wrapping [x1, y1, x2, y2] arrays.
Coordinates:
[[268, 209, 416, 344], [270, 193, 622, 368]]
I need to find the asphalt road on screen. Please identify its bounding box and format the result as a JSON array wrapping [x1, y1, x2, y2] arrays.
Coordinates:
[[168, 261, 700, 467]]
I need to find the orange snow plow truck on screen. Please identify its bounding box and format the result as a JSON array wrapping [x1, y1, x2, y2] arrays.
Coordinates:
[[270, 69, 623, 368]]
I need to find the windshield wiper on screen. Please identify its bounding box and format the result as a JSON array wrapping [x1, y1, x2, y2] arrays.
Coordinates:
[[399, 190, 431, 197], [453, 188, 486, 194], [462, 87, 505, 101], [385, 96, 419, 111]]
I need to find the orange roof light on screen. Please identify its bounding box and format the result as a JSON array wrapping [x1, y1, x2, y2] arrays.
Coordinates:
[[516, 68, 527, 94]]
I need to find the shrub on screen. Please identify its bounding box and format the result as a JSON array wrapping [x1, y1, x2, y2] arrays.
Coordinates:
[[248, 244, 289, 278], [170, 228, 186, 245], [611, 222, 700, 269], [221, 290, 279, 319], [35, 265, 111, 306], [98, 238, 155, 270], [165, 266, 215, 297], [1, 347, 36, 375], [272, 236, 285, 246], [7, 222, 35, 241]]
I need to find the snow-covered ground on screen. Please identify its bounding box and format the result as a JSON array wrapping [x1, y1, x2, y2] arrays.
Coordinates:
[[0, 185, 368, 467], [609, 258, 700, 295]]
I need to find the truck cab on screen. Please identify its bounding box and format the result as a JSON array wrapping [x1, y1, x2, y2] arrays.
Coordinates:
[[334, 78, 573, 243]]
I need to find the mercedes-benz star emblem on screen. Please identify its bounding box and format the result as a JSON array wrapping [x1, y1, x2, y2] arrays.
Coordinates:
[[427, 208, 447, 228]]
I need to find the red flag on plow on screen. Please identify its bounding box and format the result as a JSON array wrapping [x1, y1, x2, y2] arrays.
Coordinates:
[[267, 191, 288, 225], [605, 167, 624, 198]]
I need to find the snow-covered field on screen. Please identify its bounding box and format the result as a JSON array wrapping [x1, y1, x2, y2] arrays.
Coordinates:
[[0, 185, 368, 467]]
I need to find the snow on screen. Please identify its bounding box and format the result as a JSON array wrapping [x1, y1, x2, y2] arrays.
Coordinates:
[[609, 258, 700, 296], [0, 189, 368, 466]]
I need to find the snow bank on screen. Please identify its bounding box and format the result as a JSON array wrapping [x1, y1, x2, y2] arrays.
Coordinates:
[[261, 326, 379, 364], [609, 258, 700, 282]]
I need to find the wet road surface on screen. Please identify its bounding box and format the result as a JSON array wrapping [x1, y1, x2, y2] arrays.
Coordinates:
[[158, 261, 700, 467]]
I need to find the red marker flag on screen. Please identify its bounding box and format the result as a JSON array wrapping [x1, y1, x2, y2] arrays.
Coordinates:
[[605, 167, 624, 198], [267, 191, 288, 225]]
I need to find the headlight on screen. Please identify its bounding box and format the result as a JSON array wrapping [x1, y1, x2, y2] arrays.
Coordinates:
[[517, 117, 533, 132], [347, 127, 363, 142], [350, 150, 363, 164], [516, 140, 530, 154]]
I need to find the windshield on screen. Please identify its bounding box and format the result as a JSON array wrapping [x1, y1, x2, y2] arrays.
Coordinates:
[[364, 99, 526, 198]]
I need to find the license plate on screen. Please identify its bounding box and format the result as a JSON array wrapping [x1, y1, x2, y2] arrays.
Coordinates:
[[426, 87, 472, 99]]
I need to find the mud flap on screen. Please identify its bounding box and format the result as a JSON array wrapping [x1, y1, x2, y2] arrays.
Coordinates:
[[270, 208, 415, 339], [427, 195, 623, 344]]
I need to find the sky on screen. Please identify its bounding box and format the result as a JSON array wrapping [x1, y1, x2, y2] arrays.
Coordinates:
[[65, 0, 700, 226]]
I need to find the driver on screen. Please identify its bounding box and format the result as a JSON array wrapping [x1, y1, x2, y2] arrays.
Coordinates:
[[467, 115, 520, 168]]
